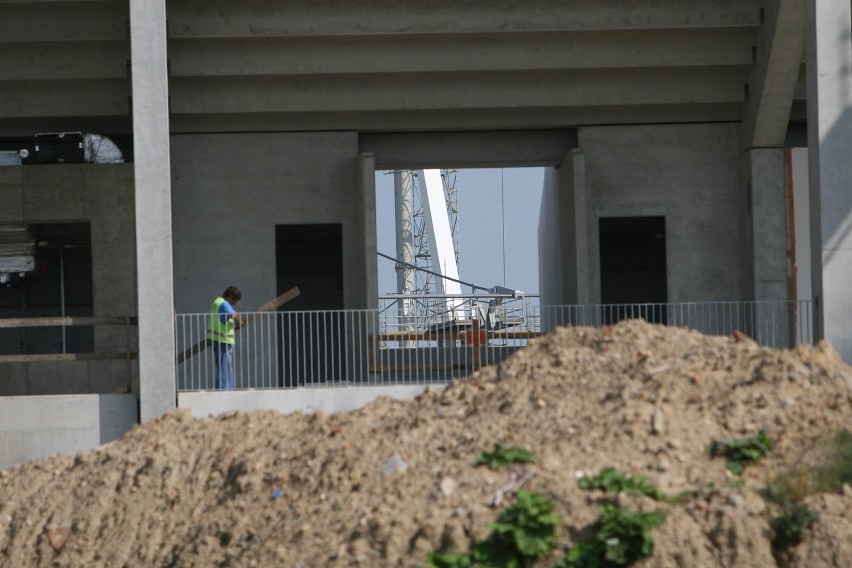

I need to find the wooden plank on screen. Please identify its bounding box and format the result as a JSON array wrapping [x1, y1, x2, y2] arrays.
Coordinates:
[[368, 364, 467, 373], [0, 352, 138, 363], [490, 331, 544, 340], [377, 330, 542, 342], [176, 286, 301, 364], [0, 316, 138, 328], [379, 331, 462, 342], [253, 286, 301, 313]]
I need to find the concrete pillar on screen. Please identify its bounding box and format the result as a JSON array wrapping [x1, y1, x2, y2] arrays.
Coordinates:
[[806, 0, 852, 360], [358, 152, 378, 309], [747, 148, 790, 302], [130, 0, 177, 421], [746, 148, 794, 346], [570, 150, 591, 306], [538, 149, 589, 316]]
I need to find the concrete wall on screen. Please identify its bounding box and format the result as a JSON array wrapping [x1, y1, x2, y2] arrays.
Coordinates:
[[0, 393, 137, 470], [179, 385, 432, 418], [170, 132, 366, 313], [576, 123, 747, 303], [0, 164, 138, 396]]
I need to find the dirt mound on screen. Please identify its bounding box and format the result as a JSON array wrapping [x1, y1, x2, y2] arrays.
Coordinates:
[[1, 320, 851, 567]]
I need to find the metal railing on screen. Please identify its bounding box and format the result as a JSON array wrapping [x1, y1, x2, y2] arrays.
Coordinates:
[[540, 300, 814, 348], [174, 299, 814, 391], [175, 310, 378, 391]]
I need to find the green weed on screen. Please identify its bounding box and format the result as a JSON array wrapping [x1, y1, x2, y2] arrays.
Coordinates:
[[577, 467, 664, 500], [427, 490, 560, 568], [759, 477, 820, 560], [709, 430, 773, 475], [474, 444, 540, 470], [556, 504, 666, 567], [770, 502, 819, 554], [425, 551, 471, 568], [813, 429, 852, 492]]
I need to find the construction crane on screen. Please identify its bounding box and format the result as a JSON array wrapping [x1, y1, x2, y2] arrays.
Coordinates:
[[384, 167, 523, 333], [391, 169, 463, 323]]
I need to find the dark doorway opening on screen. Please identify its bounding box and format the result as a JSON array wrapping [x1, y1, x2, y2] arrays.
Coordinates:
[[0, 222, 93, 355], [599, 216, 667, 324], [275, 224, 344, 387]]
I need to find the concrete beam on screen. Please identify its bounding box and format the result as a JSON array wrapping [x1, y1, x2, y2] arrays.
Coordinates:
[[130, 0, 176, 422], [169, 67, 746, 115], [169, 28, 753, 77], [741, 0, 805, 148], [0, 1, 127, 43], [0, 40, 128, 81], [169, 103, 743, 134], [168, 0, 760, 38], [0, 78, 129, 118], [362, 130, 577, 169], [0, 116, 132, 139]]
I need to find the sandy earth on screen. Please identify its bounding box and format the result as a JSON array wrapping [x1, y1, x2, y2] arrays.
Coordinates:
[[1, 320, 851, 567]]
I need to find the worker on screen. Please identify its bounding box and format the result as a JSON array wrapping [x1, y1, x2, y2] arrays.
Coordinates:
[[207, 286, 242, 390]]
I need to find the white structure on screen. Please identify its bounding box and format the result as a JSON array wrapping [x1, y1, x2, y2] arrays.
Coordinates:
[[417, 169, 465, 320]]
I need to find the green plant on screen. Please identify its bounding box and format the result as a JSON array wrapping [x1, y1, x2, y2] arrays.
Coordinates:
[[556, 504, 666, 567], [427, 490, 561, 568], [759, 471, 814, 506], [814, 429, 852, 492], [474, 444, 540, 470], [426, 551, 471, 568], [759, 468, 822, 558], [709, 430, 773, 475], [577, 467, 664, 500], [770, 502, 819, 553]]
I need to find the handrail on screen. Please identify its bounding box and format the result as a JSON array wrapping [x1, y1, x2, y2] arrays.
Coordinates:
[[0, 316, 137, 366], [0, 316, 137, 328]]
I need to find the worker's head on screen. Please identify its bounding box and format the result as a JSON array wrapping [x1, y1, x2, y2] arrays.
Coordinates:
[[222, 286, 241, 305]]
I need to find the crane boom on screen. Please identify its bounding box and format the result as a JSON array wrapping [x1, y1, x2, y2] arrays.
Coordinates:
[[417, 169, 465, 320]]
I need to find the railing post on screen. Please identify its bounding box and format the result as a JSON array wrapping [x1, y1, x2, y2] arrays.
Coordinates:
[[472, 317, 481, 372]]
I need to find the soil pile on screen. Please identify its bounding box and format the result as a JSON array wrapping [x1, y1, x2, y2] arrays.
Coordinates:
[[1, 320, 851, 567]]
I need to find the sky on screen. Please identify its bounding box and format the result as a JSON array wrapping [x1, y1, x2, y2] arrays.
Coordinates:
[[374, 167, 544, 297]]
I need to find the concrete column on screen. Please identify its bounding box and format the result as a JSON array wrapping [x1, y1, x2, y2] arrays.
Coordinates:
[[570, 150, 591, 306], [747, 148, 790, 302], [538, 149, 589, 311], [130, 0, 176, 421], [806, 0, 852, 360], [746, 148, 794, 346], [358, 152, 378, 309]]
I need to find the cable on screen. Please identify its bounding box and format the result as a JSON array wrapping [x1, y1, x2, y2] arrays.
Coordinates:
[[377, 251, 488, 292]]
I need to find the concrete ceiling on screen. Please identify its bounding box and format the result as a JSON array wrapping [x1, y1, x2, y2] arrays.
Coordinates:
[[0, 0, 805, 145]]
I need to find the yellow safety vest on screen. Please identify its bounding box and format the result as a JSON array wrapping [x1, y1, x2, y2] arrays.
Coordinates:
[[207, 297, 235, 344]]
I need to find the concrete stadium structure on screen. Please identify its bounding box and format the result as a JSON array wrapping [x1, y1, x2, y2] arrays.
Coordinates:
[[2, 1, 852, 466]]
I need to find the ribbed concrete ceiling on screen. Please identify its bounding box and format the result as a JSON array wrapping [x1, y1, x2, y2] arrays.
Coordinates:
[[0, 0, 805, 143]]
